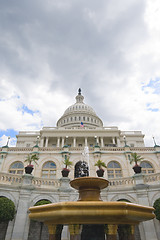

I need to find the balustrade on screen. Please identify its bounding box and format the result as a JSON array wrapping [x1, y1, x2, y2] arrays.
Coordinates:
[[0, 172, 160, 189]]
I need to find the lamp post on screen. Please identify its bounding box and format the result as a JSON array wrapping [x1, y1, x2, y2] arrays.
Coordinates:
[[95, 136, 98, 147], [7, 136, 10, 147], [66, 136, 68, 147], [153, 136, 156, 146], [36, 136, 40, 146], [123, 135, 127, 147]]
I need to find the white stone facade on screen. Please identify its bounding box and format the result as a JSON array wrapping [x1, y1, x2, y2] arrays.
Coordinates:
[[0, 90, 160, 240]]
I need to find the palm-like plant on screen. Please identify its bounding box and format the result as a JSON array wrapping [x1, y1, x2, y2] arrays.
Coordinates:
[[94, 160, 107, 170], [63, 155, 73, 170], [130, 152, 144, 166], [24, 153, 39, 166]]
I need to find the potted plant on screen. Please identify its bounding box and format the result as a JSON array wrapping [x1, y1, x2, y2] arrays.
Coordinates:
[[130, 152, 144, 174], [62, 155, 73, 177], [24, 153, 39, 174], [94, 159, 107, 177]]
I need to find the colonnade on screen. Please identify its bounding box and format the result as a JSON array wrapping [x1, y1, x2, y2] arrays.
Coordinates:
[[40, 136, 121, 148]]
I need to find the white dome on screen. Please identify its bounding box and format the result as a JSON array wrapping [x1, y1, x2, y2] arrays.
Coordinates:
[[57, 89, 103, 128]]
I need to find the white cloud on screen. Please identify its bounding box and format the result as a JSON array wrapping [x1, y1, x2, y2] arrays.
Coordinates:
[[0, 0, 160, 147]]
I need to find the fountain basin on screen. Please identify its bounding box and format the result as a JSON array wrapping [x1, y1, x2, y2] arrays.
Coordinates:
[[29, 177, 155, 226], [29, 201, 154, 225]]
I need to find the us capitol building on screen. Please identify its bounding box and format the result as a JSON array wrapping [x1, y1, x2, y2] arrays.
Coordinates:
[[0, 89, 160, 240]]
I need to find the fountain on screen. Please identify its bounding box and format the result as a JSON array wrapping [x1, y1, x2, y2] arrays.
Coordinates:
[[29, 176, 155, 240]]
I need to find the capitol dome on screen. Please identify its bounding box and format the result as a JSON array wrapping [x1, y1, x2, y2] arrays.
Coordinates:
[[56, 89, 103, 128]]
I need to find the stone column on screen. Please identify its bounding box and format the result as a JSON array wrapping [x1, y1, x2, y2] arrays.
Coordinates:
[[135, 184, 157, 240], [45, 137, 49, 147], [100, 137, 104, 147], [73, 137, 76, 147], [47, 224, 57, 240], [62, 138, 65, 147], [69, 224, 80, 240], [57, 137, 60, 147], [40, 138, 44, 147], [85, 137, 88, 146], [117, 138, 121, 147], [11, 175, 34, 240], [112, 137, 115, 145], [107, 225, 118, 240]]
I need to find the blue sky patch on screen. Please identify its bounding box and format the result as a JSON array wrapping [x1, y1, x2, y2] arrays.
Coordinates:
[[18, 104, 39, 116], [0, 129, 18, 138], [142, 78, 160, 94], [147, 108, 159, 112]]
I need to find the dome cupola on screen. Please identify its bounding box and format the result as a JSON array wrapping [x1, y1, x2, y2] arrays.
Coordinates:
[[56, 89, 103, 129]]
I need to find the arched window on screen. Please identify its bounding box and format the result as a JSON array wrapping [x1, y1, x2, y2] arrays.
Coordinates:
[[9, 161, 24, 174], [140, 161, 154, 174], [41, 161, 56, 179], [107, 161, 122, 179]]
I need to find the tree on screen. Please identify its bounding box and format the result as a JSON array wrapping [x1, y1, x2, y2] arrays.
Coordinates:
[[94, 160, 107, 170], [153, 198, 160, 220], [0, 197, 15, 222], [34, 199, 51, 206], [63, 155, 73, 169], [129, 152, 144, 165], [24, 153, 39, 166]]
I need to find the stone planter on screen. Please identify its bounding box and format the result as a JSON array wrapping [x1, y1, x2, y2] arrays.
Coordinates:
[[61, 169, 70, 177], [25, 165, 34, 174], [96, 169, 104, 177], [133, 165, 142, 174]]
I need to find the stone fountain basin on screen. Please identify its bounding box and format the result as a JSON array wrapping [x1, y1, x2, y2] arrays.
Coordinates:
[[29, 201, 155, 225]]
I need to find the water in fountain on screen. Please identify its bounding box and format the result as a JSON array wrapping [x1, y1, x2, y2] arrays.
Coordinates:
[[77, 146, 90, 177]]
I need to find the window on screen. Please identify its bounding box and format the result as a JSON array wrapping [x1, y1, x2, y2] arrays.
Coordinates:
[[107, 161, 122, 179], [9, 162, 24, 174], [41, 161, 56, 179], [140, 161, 154, 174]]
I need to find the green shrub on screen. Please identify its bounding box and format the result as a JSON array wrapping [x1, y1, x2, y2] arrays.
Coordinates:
[[34, 199, 52, 206], [0, 197, 15, 222], [153, 198, 160, 220]]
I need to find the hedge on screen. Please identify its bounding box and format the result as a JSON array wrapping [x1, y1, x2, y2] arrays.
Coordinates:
[[153, 198, 160, 220], [34, 199, 52, 206], [0, 197, 15, 222]]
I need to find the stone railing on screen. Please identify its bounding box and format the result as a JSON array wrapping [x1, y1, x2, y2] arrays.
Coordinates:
[[0, 172, 22, 184], [109, 176, 134, 187], [143, 172, 160, 184], [0, 146, 157, 153], [0, 172, 61, 188], [32, 177, 61, 188], [0, 172, 160, 189]]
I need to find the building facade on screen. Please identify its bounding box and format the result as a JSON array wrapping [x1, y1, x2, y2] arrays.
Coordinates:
[[0, 90, 160, 240]]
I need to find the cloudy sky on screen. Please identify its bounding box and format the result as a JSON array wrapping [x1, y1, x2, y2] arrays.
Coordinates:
[[0, 0, 160, 147]]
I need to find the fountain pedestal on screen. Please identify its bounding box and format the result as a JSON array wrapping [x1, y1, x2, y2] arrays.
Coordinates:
[[70, 177, 108, 201]]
